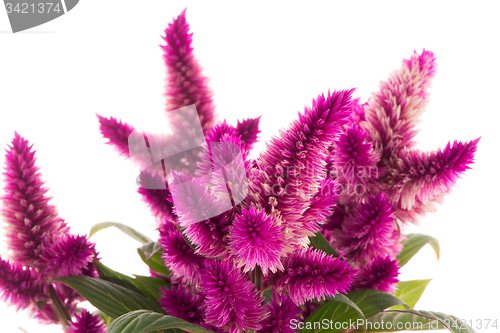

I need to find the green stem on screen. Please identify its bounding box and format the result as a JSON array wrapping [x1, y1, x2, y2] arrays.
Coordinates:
[[48, 284, 72, 332]]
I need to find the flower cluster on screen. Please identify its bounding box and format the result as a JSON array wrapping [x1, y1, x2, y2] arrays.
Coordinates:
[[0, 133, 102, 331], [0, 8, 479, 333]]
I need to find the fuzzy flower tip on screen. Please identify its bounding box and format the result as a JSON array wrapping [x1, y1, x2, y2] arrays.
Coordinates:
[[158, 222, 205, 286], [38, 234, 96, 279], [0, 257, 47, 313], [228, 206, 286, 276], [236, 117, 261, 151], [96, 115, 135, 158], [247, 89, 353, 244], [1, 133, 68, 266], [362, 49, 437, 160], [334, 193, 398, 266], [258, 294, 301, 333], [279, 248, 357, 306], [162, 9, 216, 132], [159, 285, 206, 324], [352, 256, 399, 293], [67, 309, 106, 333], [201, 259, 268, 333]]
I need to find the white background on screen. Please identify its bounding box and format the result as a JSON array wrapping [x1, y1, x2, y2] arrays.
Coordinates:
[[1, 1, 499, 332]]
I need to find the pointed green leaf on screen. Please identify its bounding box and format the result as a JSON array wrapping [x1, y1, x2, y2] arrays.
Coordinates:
[[363, 310, 476, 333], [138, 242, 170, 278], [89, 222, 153, 245], [309, 232, 339, 257], [303, 290, 408, 333], [94, 260, 168, 300], [325, 293, 365, 320], [107, 310, 214, 333], [397, 233, 439, 267], [55, 276, 165, 319], [391, 279, 431, 310]]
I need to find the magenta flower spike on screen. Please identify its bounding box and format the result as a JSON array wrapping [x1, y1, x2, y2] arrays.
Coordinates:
[[228, 206, 287, 276], [158, 222, 205, 286], [332, 124, 382, 204], [258, 294, 301, 333], [201, 259, 268, 333], [159, 285, 207, 325], [248, 89, 353, 246], [391, 138, 480, 223], [1, 133, 68, 267], [277, 248, 357, 306], [236, 117, 262, 151], [333, 193, 400, 266], [37, 234, 97, 279], [361, 49, 437, 161], [162, 9, 217, 133], [352, 255, 399, 293], [96, 115, 135, 159], [0, 257, 47, 313], [67, 309, 106, 333]]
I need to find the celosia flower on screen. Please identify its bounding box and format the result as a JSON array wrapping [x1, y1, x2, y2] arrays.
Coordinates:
[[137, 171, 176, 224], [391, 138, 480, 223], [162, 9, 216, 133], [38, 234, 97, 279], [67, 309, 106, 333], [183, 212, 232, 258], [236, 117, 261, 151], [332, 124, 382, 204], [352, 255, 399, 293], [0, 257, 47, 313], [247, 89, 353, 245], [333, 193, 399, 266], [1, 133, 68, 266], [96, 115, 135, 158], [361, 49, 437, 160], [159, 285, 206, 324], [201, 259, 268, 333], [228, 206, 286, 275], [258, 294, 301, 333], [277, 248, 357, 306], [158, 222, 205, 286]]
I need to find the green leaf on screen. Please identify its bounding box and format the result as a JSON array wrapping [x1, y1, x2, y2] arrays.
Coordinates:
[[303, 290, 408, 333], [55, 276, 165, 319], [138, 242, 171, 278], [363, 310, 476, 333], [107, 310, 215, 333], [391, 279, 431, 310], [309, 232, 339, 257], [326, 293, 365, 320], [99, 311, 114, 326], [94, 260, 168, 300], [397, 233, 439, 267], [89, 222, 152, 245]]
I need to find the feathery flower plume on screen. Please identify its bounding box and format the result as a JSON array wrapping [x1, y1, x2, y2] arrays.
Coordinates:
[[258, 294, 301, 333], [162, 9, 216, 133], [352, 255, 399, 293], [67, 309, 106, 333], [332, 124, 382, 204], [277, 248, 356, 306], [38, 234, 97, 279], [96, 115, 135, 158], [137, 171, 176, 224], [0, 257, 47, 313], [158, 222, 205, 286], [159, 285, 206, 325], [391, 138, 480, 223], [1, 133, 68, 266], [236, 117, 261, 151], [361, 49, 437, 160], [201, 259, 268, 333], [248, 89, 353, 244], [228, 206, 286, 275], [333, 193, 399, 266], [183, 212, 232, 258]]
